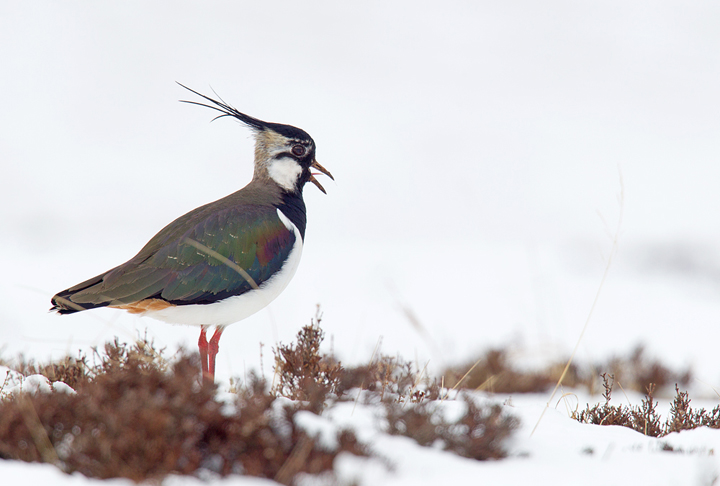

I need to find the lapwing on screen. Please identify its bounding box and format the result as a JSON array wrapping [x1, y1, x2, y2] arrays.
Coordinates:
[[50, 84, 333, 380]]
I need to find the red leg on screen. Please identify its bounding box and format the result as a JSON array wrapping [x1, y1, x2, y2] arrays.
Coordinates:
[[198, 326, 209, 377], [207, 326, 224, 379]]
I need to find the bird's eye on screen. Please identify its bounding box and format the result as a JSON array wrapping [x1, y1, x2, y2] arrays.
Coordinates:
[[291, 144, 305, 157]]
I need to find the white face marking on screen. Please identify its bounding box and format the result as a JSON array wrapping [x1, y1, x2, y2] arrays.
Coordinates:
[[268, 157, 303, 191]]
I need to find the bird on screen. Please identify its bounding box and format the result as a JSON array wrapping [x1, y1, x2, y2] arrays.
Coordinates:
[[50, 84, 333, 380]]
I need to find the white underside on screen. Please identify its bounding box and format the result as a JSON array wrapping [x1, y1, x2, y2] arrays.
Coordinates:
[[141, 209, 303, 327]]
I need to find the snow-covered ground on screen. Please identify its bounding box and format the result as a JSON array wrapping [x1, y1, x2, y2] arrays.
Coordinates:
[[2, 371, 720, 485], [3, 1, 720, 484]]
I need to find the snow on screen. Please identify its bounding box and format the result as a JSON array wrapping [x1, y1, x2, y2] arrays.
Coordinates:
[[3, 0, 720, 484], [294, 411, 340, 451], [5, 380, 720, 485], [0, 367, 75, 397]]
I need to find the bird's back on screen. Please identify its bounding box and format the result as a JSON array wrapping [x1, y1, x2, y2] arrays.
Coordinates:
[[51, 179, 300, 316]]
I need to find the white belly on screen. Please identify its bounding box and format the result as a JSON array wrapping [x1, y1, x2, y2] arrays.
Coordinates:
[[141, 209, 303, 327]]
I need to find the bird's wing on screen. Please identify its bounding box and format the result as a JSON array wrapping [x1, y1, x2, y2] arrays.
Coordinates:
[[54, 205, 296, 310]]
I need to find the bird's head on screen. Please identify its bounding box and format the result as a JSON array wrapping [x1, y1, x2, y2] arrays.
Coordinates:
[[178, 83, 333, 194]]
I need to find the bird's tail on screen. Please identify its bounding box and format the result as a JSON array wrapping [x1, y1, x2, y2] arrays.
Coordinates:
[[50, 273, 111, 314]]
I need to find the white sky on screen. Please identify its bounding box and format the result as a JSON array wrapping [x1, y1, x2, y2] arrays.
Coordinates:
[[2, 1, 720, 386]]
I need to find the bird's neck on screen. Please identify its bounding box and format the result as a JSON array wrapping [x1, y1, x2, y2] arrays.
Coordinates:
[[277, 189, 307, 241], [247, 167, 307, 240]]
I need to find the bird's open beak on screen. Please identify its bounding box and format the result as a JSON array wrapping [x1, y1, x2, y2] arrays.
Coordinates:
[[309, 159, 334, 194]]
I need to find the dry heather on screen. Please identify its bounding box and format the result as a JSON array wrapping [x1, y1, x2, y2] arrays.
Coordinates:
[[442, 344, 691, 396], [384, 395, 518, 461], [272, 319, 518, 461], [0, 338, 364, 483], [0, 316, 518, 483], [0, 312, 710, 483], [575, 373, 720, 438]]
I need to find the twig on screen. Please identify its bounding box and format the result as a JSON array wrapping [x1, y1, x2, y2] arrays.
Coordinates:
[[531, 169, 624, 436]]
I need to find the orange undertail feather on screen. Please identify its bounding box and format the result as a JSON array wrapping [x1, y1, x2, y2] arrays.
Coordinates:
[[110, 299, 176, 314]]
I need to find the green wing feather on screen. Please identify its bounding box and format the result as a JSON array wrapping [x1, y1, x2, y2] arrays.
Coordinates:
[[53, 203, 296, 311]]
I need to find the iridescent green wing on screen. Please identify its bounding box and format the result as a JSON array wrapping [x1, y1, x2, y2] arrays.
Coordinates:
[[62, 205, 296, 308]]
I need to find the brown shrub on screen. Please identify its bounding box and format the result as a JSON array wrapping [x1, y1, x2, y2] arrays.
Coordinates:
[[590, 345, 691, 395], [576, 374, 720, 437], [443, 343, 692, 396], [385, 394, 518, 460], [272, 318, 343, 412], [0, 314, 522, 482], [442, 348, 557, 394], [0, 341, 365, 484]]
